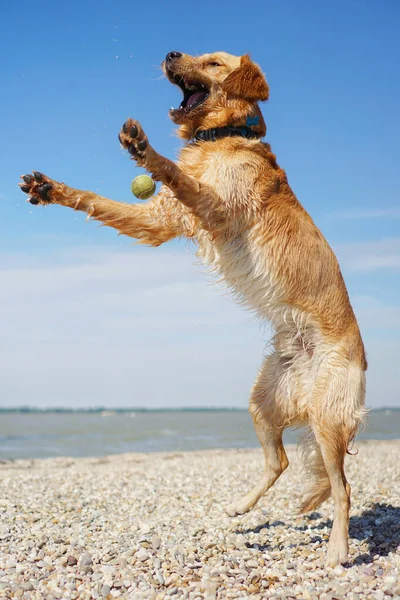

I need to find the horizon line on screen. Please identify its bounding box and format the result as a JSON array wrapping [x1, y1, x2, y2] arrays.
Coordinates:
[[1, 406, 398, 413]]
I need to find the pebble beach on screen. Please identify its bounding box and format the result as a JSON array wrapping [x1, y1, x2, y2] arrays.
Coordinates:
[[0, 441, 399, 600]]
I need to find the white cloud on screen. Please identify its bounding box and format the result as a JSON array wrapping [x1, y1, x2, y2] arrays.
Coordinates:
[[1, 245, 267, 408], [362, 341, 400, 409], [1, 245, 398, 408], [335, 237, 400, 272], [329, 207, 400, 220], [352, 295, 400, 330], [348, 295, 400, 407]]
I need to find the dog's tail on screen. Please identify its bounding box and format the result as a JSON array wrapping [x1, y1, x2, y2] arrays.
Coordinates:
[[298, 428, 332, 513]]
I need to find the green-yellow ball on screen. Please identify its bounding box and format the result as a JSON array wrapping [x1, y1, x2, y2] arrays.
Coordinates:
[[131, 175, 156, 200]]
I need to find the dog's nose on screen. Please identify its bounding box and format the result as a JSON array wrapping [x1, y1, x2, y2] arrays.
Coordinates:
[[166, 51, 182, 63]]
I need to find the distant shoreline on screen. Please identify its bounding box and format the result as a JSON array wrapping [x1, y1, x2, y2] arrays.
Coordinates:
[[1, 406, 399, 414]]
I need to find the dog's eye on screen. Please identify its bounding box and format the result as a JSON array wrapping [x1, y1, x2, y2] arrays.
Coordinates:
[[208, 62, 221, 67]]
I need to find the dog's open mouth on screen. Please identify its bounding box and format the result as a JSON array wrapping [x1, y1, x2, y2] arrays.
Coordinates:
[[168, 72, 209, 113]]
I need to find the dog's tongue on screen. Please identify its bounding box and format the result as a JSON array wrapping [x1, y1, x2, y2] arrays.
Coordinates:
[[187, 91, 208, 107]]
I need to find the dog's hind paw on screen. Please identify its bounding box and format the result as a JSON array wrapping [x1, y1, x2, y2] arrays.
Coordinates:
[[19, 172, 54, 205], [118, 119, 149, 164], [325, 538, 348, 567], [225, 501, 251, 517]]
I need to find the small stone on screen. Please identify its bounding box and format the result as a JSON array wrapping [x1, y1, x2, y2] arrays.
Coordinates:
[[203, 579, 217, 600], [384, 575, 396, 587], [360, 575, 374, 583], [78, 554, 93, 567], [83, 565, 94, 574], [135, 548, 148, 562], [113, 581, 123, 589], [332, 584, 346, 596], [151, 535, 161, 550], [155, 570, 165, 585], [333, 565, 345, 576], [5, 560, 16, 568], [21, 582, 34, 591], [246, 559, 259, 568], [101, 585, 111, 597], [248, 584, 260, 594], [67, 555, 78, 566]]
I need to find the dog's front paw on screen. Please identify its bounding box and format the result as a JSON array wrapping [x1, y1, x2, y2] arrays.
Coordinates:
[[18, 171, 54, 205], [119, 119, 149, 164]]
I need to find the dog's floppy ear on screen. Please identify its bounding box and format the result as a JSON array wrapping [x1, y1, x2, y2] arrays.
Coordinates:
[[222, 54, 269, 101]]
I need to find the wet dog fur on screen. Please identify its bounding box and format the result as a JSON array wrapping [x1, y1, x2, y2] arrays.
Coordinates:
[[19, 51, 367, 567]]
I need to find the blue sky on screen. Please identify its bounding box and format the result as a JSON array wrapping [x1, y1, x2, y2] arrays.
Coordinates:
[[1, 0, 399, 407]]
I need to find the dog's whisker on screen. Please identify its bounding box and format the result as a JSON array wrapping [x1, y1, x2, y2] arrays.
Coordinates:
[[148, 73, 166, 81]]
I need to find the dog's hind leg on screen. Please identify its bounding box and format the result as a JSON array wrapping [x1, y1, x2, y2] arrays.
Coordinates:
[[311, 423, 351, 567], [226, 353, 290, 517], [305, 360, 366, 566]]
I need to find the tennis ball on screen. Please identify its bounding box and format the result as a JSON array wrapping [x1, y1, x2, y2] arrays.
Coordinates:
[[131, 175, 156, 200]]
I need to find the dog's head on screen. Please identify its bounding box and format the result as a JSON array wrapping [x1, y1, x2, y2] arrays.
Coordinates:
[[162, 51, 269, 139]]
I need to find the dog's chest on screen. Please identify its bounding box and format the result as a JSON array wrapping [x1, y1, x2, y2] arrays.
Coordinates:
[[196, 227, 284, 321], [180, 148, 260, 211], [181, 147, 285, 319]]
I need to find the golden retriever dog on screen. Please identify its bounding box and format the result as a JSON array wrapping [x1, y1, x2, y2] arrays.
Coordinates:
[[19, 50, 367, 567]]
